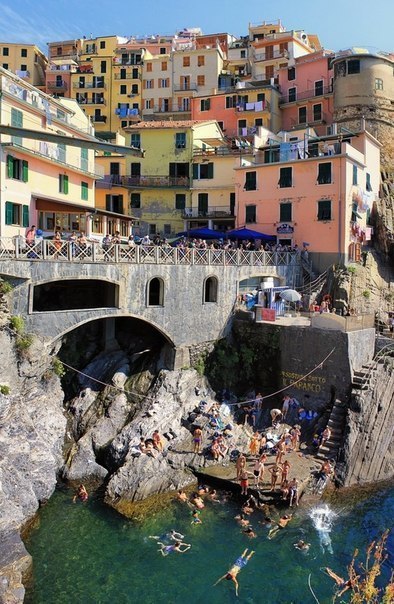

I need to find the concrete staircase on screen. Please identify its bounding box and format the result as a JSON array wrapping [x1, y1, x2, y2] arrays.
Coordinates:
[[316, 400, 348, 461]]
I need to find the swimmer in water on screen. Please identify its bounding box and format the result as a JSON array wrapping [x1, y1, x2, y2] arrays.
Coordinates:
[[267, 514, 293, 539], [177, 489, 188, 503], [324, 567, 358, 597], [73, 484, 88, 503], [158, 541, 191, 556], [149, 529, 185, 543], [191, 509, 202, 524], [213, 549, 255, 596], [294, 540, 310, 551]]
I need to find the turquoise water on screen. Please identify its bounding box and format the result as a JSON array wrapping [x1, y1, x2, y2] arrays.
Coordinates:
[[25, 485, 393, 604]]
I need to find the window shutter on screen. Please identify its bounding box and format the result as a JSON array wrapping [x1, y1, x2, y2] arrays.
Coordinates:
[[5, 201, 13, 225], [64, 175, 69, 194], [193, 164, 198, 179], [22, 160, 29, 182], [207, 162, 214, 178], [22, 205, 29, 227], [7, 155, 13, 178]]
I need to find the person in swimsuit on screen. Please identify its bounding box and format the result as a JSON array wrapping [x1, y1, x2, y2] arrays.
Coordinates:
[[268, 463, 281, 491], [191, 509, 202, 524], [324, 567, 357, 597], [214, 549, 255, 596], [193, 427, 203, 454], [236, 453, 246, 479], [289, 478, 299, 507], [294, 540, 310, 551], [158, 541, 191, 556], [177, 490, 188, 503], [280, 460, 290, 486], [73, 484, 88, 503], [267, 514, 293, 539], [239, 469, 251, 496]]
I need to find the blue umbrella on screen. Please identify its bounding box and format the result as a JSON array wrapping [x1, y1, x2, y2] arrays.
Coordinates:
[[226, 227, 276, 241], [176, 227, 225, 239]]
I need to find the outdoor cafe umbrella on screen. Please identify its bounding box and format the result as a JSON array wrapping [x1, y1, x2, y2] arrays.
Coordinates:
[[279, 289, 302, 312], [226, 227, 276, 241], [176, 227, 224, 239]]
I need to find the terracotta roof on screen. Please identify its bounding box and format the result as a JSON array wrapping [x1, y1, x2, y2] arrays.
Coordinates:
[[125, 120, 211, 130]]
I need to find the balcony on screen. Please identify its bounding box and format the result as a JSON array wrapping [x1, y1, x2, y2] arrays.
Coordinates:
[[15, 70, 30, 79], [289, 111, 328, 128], [152, 105, 191, 115], [95, 174, 121, 188], [114, 108, 140, 118], [47, 80, 68, 92], [113, 56, 142, 66], [92, 115, 107, 123], [255, 138, 343, 165], [114, 72, 139, 80], [182, 206, 234, 218], [279, 84, 333, 104], [121, 175, 190, 188], [254, 50, 289, 62], [173, 82, 198, 92], [77, 98, 106, 106], [193, 147, 252, 157], [73, 81, 106, 89], [82, 45, 97, 55], [236, 99, 271, 112]]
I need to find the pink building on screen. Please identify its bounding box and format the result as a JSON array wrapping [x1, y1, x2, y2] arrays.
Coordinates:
[[278, 50, 334, 136], [235, 126, 381, 271]]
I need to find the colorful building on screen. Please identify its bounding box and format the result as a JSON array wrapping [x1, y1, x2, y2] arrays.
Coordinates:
[[235, 125, 381, 271], [0, 42, 47, 88], [278, 49, 334, 136]]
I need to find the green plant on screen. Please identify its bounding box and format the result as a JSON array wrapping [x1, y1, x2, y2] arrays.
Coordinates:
[[16, 334, 33, 351], [362, 289, 371, 299], [347, 266, 357, 275], [52, 357, 66, 378], [194, 355, 206, 376], [0, 384, 10, 395], [0, 280, 13, 295], [10, 315, 25, 334]]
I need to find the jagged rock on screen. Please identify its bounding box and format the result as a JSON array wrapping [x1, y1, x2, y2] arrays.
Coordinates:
[[62, 433, 108, 482], [0, 531, 31, 604]]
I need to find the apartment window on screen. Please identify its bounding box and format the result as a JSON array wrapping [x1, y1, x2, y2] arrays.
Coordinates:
[[105, 194, 123, 214], [280, 203, 292, 222], [20, 65, 27, 72], [245, 205, 256, 223], [81, 181, 89, 201], [100, 41, 106, 49], [145, 79, 154, 89], [226, 95, 237, 108], [288, 66, 296, 81], [7, 155, 28, 181], [149, 224, 157, 236], [161, 61, 167, 71], [130, 162, 141, 176], [147, 277, 164, 306], [255, 118, 263, 127], [313, 103, 322, 121], [200, 98, 210, 111], [11, 107, 23, 143], [218, 121, 224, 131], [169, 162, 189, 178], [3, 63, 8, 69], [59, 174, 69, 194], [131, 133, 141, 148], [204, 276, 218, 303], [56, 47, 62, 56], [366, 173, 372, 192], [298, 106, 307, 124], [146, 62, 152, 72], [120, 84, 127, 94], [21, 48, 27, 57], [244, 171, 257, 191], [100, 60, 107, 74], [240, 49, 246, 58], [197, 75, 205, 87], [121, 120, 127, 128], [2, 47, 9, 56], [266, 65, 274, 79], [315, 80, 323, 96], [352, 164, 358, 186], [132, 68, 139, 78], [278, 167, 292, 188], [198, 193, 208, 215], [288, 87, 296, 102], [317, 163, 332, 184], [317, 199, 332, 221], [183, 56, 190, 67], [130, 193, 141, 208], [193, 163, 214, 179], [160, 48, 166, 55], [375, 78, 383, 90], [159, 78, 169, 88], [144, 99, 153, 109], [131, 84, 139, 94], [175, 194, 186, 210], [197, 55, 205, 66], [175, 132, 186, 149], [5, 202, 29, 227], [81, 148, 88, 171], [347, 59, 360, 74]]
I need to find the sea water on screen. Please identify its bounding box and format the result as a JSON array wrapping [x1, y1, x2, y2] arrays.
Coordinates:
[[24, 484, 393, 604]]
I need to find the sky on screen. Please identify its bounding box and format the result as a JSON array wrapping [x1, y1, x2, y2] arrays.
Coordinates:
[[0, 0, 391, 54]]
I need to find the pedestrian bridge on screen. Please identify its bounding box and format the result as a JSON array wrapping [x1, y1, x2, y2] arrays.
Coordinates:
[[0, 239, 302, 368]]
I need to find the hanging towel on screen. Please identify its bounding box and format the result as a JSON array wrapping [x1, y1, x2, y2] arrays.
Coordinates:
[[254, 101, 263, 111], [279, 142, 291, 162]]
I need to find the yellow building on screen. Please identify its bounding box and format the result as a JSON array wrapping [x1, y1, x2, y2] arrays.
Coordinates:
[[0, 43, 47, 88], [123, 120, 232, 237]]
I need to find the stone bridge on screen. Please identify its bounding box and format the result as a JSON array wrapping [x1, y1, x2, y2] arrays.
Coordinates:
[[0, 241, 302, 368]]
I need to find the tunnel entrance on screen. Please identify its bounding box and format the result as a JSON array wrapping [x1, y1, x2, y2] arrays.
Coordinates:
[[33, 280, 118, 312]]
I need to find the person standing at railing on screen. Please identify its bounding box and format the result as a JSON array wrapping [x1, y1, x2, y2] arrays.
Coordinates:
[[25, 225, 36, 258], [76, 231, 88, 257], [53, 230, 62, 258], [68, 231, 78, 257]]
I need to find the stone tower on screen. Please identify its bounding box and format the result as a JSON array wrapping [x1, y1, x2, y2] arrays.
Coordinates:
[[332, 49, 394, 166]]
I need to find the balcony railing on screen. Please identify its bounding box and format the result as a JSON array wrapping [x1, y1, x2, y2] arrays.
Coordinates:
[[114, 72, 139, 79], [255, 139, 343, 165], [152, 105, 191, 114], [279, 85, 333, 104], [77, 98, 106, 106], [73, 81, 106, 89], [0, 238, 300, 268], [254, 50, 289, 61], [236, 100, 270, 112], [92, 115, 107, 123], [113, 57, 142, 65], [47, 80, 68, 91], [182, 206, 234, 218], [121, 175, 190, 188], [193, 147, 252, 157], [173, 82, 198, 92]]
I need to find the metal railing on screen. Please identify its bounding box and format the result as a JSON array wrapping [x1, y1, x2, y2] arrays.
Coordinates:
[[0, 238, 299, 267], [182, 206, 234, 218], [254, 50, 288, 62], [279, 84, 333, 104], [47, 81, 68, 91], [121, 175, 190, 188], [73, 82, 106, 89]]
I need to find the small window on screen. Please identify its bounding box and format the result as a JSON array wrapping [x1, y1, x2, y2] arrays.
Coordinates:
[[255, 118, 263, 127], [3, 63, 8, 69], [2, 47, 9, 56], [130, 162, 141, 176], [197, 75, 205, 87], [146, 62, 152, 72], [161, 61, 167, 71], [204, 276, 218, 303], [288, 87, 296, 102], [175, 194, 186, 210], [20, 64, 27, 72], [148, 277, 164, 306], [288, 67, 296, 81], [347, 59, 360, 74], [200, 98, 210, 111], [21, 48, 27, 57], [375, 78, 383, 90], [278, 167, 292, 188], [280, 203, 292, 222], [193, 163, 214, 179], [245, 205, 256, 223], [121, 120, 127, 128], [317, 199, 332, 221], [120, 84, 127, 94], [183, 56, 190, 67], [59, 174, 69, 194], [352, 165, 358, 186], [130, 193, 141, 208], [163, 224, 171, 236], [7, 156, 28, 182], [149, 224, 156, 235], [131, 133, 141, 148], [81, 181, 89, 201], [298, 106, 307, 124], [244, 171, 257, 191], [160, 47, 166, 55], [5, 202, 29, 226], [240, 50, 246, 58], [100, 60, 107, 74], [131, 84, 139, 94], [100, 41, 106, 49], [197, 55, 205, 66], [313, 104, 322, 121], [366, 173, 372, 192], [317, 163, 332, 184], [226, 95, 236, 108], [314, 80, 323, 96], [175, 132, 186, 149]]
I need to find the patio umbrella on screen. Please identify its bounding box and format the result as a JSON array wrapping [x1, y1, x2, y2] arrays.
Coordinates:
[[279, 289, 302, 302], [226, 227, 276, 241], [176, 227, 224, 239]]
